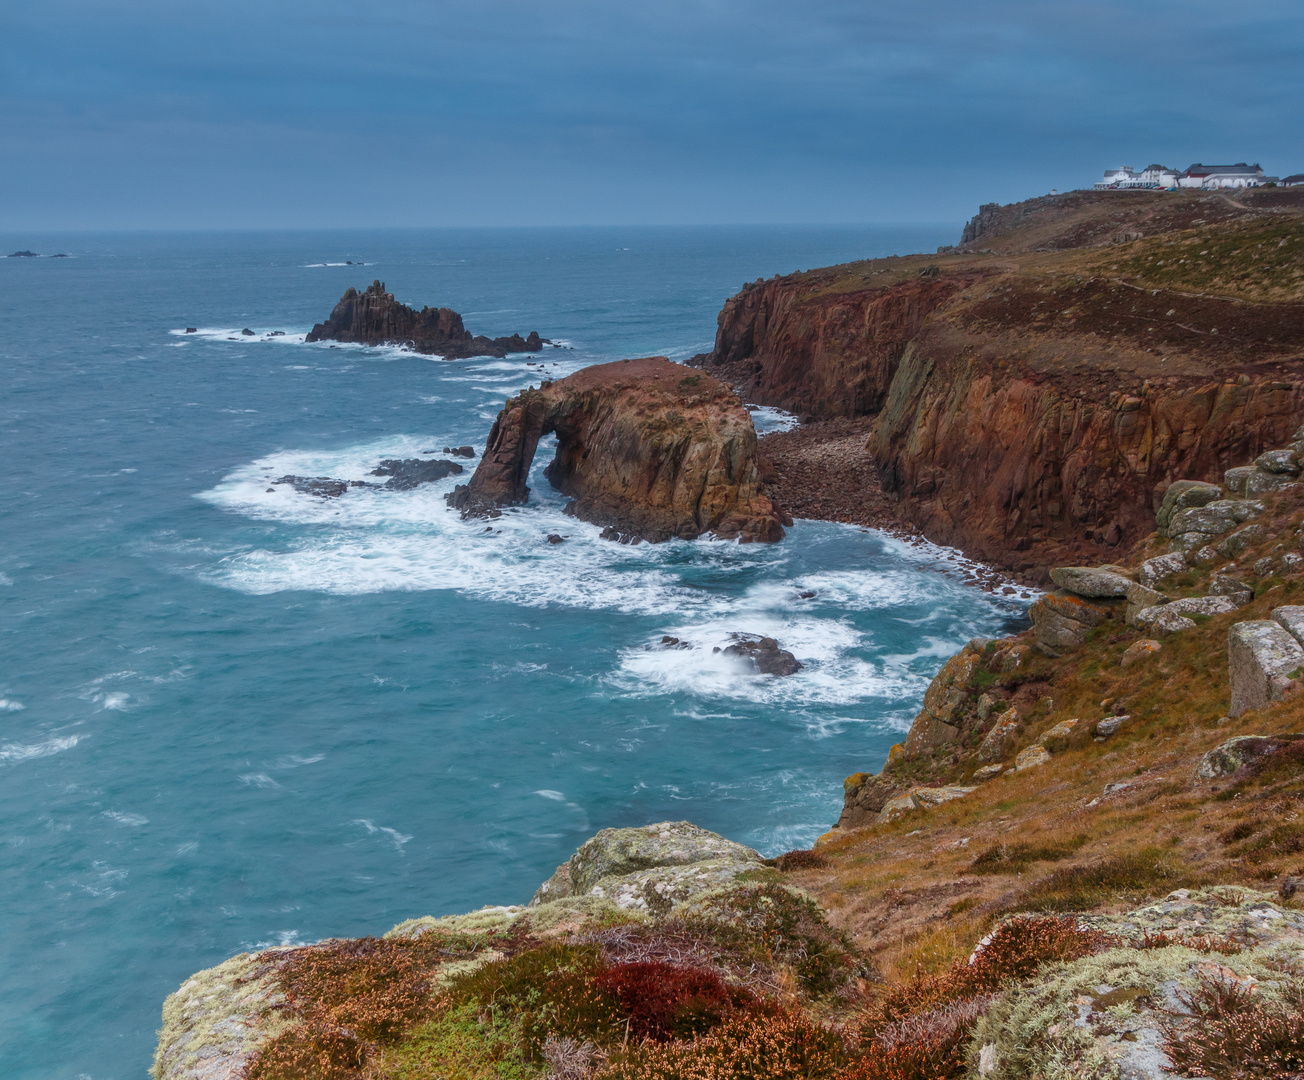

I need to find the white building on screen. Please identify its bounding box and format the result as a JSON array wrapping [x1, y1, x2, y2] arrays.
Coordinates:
[[1093, 164, 1181, 190], [1176, 163, 1278, 189]]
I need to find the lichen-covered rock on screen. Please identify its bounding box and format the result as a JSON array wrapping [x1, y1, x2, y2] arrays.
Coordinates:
[[1037, 718, 1079, 753], [152, 951, 291, 1080], [1030, 591, 1115, 651], [880, 785, 976, 822], [973, 763, 1004, 782], [1256, 447, 1302, 475], [1120, 639, 1161, 668], [1196, 734, 1284, 778], [1138, 552, 1186, 587], [1014, 745, 1052, 770], [836, 773, 904, 831], [1133, 594, 1238, 634], [1094, 716, 1126, 738], [1228, 619, 1304, 716], [1154, 479, 1223, 533], [1210, 573, 1254, 605], [1047, 566, 1132, 598], [902, 644, 982, 756], [1124, 581, 1167, 626], [1217, 521, 1270, 558], [1274, 605, 1304, 648], [978, 706, 1022, 763], [529, 820, 762, 906]]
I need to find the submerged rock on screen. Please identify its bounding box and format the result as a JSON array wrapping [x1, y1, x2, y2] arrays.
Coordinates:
[[368, 457, 464, 489], [275, 475, 350, 498]]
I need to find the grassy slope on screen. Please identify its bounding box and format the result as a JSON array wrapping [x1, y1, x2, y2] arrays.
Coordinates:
[[796, 481, 1304, 982]]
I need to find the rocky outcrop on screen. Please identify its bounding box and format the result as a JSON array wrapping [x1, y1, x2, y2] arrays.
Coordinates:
[[529, 820, 763, 913], [720, 635, 802, 675], [447, 357, 788, 543], [305, 280, 547, 358], [1227, 620, 1304, 716]]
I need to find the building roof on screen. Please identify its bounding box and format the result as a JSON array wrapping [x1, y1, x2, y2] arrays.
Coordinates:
[[1183, 162, 1263, 177], [1282, 174, 1304, 184]]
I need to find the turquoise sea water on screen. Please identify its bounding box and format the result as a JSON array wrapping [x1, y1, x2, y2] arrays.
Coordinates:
[[0, 226, 1030, 1079]]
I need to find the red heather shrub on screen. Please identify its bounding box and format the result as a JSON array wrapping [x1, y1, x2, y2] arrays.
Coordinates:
[[594, 961, 753, 1042], [1162, 972, 1304, 1079], [597, 1008, 847, 1080], [839, 999, 990, 1080], [862, 916, 1114, 1034]]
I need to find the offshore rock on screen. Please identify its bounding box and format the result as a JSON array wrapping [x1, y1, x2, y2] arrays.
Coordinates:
[[447, 357, 787, 543], [721, 634, 802, 676], [369, 458, 464, 489], [306, 280, 547, 359], [1228, 620, 1304, 716]]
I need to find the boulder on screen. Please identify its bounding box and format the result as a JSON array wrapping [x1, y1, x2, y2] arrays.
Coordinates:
[[1014, 745, 1052, 770], [1047, 566, 1132, 598], [1155, 480, 1223, 533], [1094, 716, 1126, 739], [1228, 620, 1304, 716], [1029, 591, 1115, 650], [880, 785, 976, 822], [836, 773, 904, 830], [529, 821, 762, 909], [1218, 522, 1270, 559], [977, 706, 1021, 762], [1037, 718, 1079, 753], [1120, 639, 1161, 668], [976, 692, 999, 721], [1168, 500, 1258, 538], [1196, 735, 1284, 778], [972, 764, 1004, 782], [1273, 605, 1304, 648], [1138, 552, 1186, 587], [1133, 595, 1239, 633], [1124, 581, 1167, 626], [1170, 530, 1216, 554], [1209, 574, 1254, 606], [1256, 448, 1302, 475]]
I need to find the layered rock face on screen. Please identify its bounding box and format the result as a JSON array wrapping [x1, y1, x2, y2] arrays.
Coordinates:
[[447, 357, 788, 542], [306, 280, 546, 358]]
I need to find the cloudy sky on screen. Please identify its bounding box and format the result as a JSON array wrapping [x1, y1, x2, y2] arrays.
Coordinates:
[[2, 0, 1301, 229]]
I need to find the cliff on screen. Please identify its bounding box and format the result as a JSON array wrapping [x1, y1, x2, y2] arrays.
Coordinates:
[[447, 356, 788, 543], [694, 188, 1304, 575], [306, 280, 547, 358]]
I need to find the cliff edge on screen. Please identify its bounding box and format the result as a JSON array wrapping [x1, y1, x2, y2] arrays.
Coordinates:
[[695, 187, 1304, 578]]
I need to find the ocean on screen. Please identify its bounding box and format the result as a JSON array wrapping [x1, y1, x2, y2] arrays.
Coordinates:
[[0, 226, 1030, 1079]]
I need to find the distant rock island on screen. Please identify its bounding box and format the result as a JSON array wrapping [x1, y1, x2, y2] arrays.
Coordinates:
[[306, 280, 550, 359]]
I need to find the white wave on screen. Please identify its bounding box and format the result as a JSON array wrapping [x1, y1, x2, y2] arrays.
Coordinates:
[[102, 810, 148, 827], [0, 573, 12, 585], [168, 327, 309, 344], [748, 405, 800, 434], [0, 699, 24, 711], [533, 790, 566, 801], [239, 773, 280, 789], [352, 818, 412, 851], [0, 734, 81, 763]]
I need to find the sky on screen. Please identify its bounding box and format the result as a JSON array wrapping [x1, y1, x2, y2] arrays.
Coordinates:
[[2, 0, 1302, 229]]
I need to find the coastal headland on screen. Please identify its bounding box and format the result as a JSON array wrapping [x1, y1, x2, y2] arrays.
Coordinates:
[[697, 186, 1304, 582], [155, 195, 1304, 1080]]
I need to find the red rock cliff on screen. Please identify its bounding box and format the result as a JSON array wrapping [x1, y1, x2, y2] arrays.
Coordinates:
[[448, 357, 787, 543]]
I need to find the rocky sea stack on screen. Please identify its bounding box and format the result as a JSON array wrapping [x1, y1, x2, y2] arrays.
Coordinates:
[[448, 356, 789, 543], [306, 280, 548, 359]]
